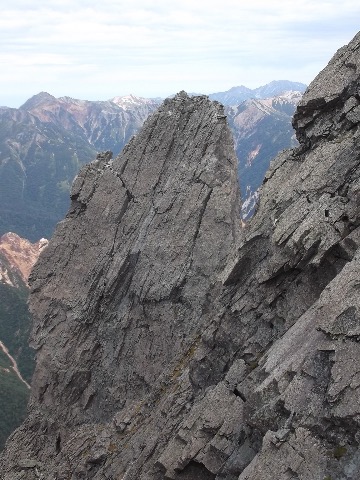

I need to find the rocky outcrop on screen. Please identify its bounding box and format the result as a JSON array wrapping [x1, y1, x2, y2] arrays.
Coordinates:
[[0, 91, 239, 479], [1, 32, 360, 480], [0, 233, 48, 286]]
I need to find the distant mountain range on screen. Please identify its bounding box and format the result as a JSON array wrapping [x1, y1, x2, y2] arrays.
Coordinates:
[[0, 93, 160, 241], [0, 80, 305, 241], [209, 80, 306, 105], [227, 90, 302, 218]]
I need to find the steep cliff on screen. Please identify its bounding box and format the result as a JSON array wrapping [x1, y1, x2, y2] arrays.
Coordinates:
[[0, 91, 239, 479], [202, 31, 360, 479], [2, 32, 360, 480]]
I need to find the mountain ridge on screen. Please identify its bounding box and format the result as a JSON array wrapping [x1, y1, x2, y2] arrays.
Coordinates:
[[209, 80, 307, 105], [12, 80, 306, 112], [0, 82, 303, 241]]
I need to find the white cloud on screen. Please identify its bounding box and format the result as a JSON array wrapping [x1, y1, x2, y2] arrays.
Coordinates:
[[0, 0, 359, 106]]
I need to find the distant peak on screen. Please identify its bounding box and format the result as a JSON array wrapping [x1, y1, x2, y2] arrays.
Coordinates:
[[19, 92, 57, 111], [253, 80, 307, 98], [228, 85, 253, 92]]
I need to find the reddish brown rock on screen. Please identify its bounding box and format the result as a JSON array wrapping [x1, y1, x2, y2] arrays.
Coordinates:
[[0, 232, 48, 286]]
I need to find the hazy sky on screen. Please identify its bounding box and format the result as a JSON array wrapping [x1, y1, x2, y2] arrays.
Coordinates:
[[1, 0, 359, 107]]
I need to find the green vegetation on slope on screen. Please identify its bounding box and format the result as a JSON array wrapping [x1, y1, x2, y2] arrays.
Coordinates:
[[0, 282, 34, 383], [0, 281, 33, 452], [0, 110, 96, 241], [0, 358, 29, 451]]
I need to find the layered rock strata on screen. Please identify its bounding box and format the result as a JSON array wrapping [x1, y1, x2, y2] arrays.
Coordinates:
[[2, 32, 360, 480], [0, 91, 240, 479], [204, 31, 360, 479]]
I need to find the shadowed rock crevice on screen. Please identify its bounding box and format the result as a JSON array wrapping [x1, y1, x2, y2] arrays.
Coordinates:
[[170, 460, 216, 480]]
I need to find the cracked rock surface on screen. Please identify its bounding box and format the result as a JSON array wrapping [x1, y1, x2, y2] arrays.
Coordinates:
[[0, 91, 240, 479], [2, 32, 360, 480]]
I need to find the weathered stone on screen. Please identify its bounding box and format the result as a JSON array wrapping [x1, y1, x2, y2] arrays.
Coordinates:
[[17, 459, 41, 469], [0, 91, 240, 479], [2, 32, 360, 480]]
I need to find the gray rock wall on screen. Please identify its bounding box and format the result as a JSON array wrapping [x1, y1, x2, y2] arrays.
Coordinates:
[[0, 92, 240, 479]]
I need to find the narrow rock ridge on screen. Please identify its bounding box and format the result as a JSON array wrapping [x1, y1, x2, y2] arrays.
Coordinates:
[[2, 32, 360, 480], [188, 32, 360, 479]]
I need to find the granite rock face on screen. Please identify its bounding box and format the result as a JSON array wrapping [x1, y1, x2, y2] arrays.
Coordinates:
[[2, 32, 360, 480]]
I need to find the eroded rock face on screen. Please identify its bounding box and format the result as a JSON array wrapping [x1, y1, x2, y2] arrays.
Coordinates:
[[198, 31, 360, 479], [2, 32, 360, 480], [0, 91, 240, 479]]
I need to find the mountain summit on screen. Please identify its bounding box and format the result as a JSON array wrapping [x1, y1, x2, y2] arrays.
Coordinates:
[[1, 31, 360, 479]]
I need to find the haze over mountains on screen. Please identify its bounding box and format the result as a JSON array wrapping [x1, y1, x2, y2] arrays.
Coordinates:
[[0, 80, 305, 241]]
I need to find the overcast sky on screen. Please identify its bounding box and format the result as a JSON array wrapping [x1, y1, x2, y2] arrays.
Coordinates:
[[1, 0, 359, 107]]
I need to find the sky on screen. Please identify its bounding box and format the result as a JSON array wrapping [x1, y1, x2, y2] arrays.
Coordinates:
[[1, 0, 360, 107]]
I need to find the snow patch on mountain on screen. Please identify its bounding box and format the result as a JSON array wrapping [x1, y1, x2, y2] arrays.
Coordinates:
[[110, 94, 161, 110]]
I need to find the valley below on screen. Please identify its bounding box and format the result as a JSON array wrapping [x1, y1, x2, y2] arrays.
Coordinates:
[[0, 340, 30, 390]]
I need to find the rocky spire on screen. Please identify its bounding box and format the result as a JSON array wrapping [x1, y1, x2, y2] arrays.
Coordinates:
[[0, 91, 240, 479]]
